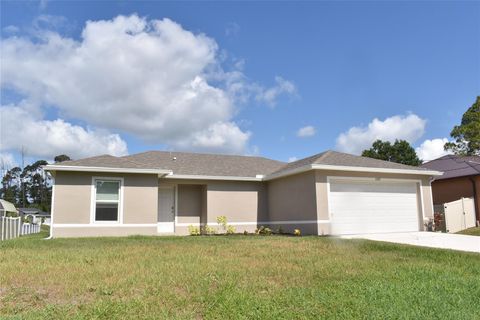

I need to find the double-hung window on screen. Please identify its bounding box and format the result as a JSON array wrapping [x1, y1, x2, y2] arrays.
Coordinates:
[[93, 178, 122, 223]]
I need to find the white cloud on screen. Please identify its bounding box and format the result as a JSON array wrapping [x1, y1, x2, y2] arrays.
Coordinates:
[[0, 102, 128, 159], [416, 138, 452, 162], [1, 14, 296, 155], [297, 125, 316, 138], [0, 152, 17, 169], [175, 122, 251, 154], [336, 114, 426, 154], [288, 156, 298, 162], [256, 76, 297, 107], [3, 25, 19, 34]]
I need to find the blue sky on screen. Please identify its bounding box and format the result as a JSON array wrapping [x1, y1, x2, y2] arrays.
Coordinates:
[[1, 1, 479, 167]]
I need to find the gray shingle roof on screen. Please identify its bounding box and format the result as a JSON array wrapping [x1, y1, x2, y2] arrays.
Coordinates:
[[53, 150, 434, 178], [270, 150, 431, 176], [122, 151, 285, 177], [58, 155, 148, 169], [421, 155, 480, 180]]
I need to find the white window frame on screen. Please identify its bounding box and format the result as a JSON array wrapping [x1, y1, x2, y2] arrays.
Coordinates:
[[90, 177, 124, 224]]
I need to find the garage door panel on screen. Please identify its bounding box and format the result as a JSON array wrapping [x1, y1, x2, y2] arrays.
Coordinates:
[[329, 179, 420, 235]]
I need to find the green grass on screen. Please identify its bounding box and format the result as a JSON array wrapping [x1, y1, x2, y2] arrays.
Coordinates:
[[456, 227, 480, 236], [1, 229, 479, 319]]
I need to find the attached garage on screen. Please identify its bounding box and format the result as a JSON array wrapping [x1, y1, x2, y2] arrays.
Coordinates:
[[328, 178, 422, 235]]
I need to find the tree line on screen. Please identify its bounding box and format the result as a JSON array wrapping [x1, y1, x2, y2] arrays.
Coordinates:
[[362, 96, 480, 166], [0, 155, 71, 212]]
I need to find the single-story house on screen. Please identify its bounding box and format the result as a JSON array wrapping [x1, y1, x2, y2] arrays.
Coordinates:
[[44, 150, 442, 238], [18, 208, 51, 225], [421, 155, 480, 224]]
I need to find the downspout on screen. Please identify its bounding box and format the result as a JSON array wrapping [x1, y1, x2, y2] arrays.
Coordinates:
[[45, 172, 55, 240], [470, 177, 480, 226]]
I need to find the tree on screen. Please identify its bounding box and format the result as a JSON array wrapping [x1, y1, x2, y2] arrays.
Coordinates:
[[0, 160, 52, 211], [444, 96, 480, 155], [1, 167, 22, 205], [362, 139, 422, 166], [54, 154, 71, 163], [21, 160, 50, 211]]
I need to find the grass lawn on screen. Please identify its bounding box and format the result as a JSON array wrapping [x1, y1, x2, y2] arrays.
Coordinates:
[[1, 229, 479, 319], [456, 227, 480, 236]]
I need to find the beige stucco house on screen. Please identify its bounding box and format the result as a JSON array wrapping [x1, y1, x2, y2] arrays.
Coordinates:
[[45, 150, 442, 238]]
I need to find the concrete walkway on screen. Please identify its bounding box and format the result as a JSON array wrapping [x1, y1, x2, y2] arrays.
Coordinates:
[[341, 232, 480, 253]]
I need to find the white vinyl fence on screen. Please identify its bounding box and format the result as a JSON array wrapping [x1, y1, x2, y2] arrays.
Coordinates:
[[0, 216, 41, 241], [444, 197, 476, 233], [22, 223, 41, 235]]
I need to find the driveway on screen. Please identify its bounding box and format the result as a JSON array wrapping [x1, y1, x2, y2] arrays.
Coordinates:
[[341, 232, 480, 253]]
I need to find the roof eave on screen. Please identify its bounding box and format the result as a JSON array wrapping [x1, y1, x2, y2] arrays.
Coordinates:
[[311, 164, 443, 176], [44, 165, 172, 177], [164, 173, 263, 181], [264, 164, 443, 181]]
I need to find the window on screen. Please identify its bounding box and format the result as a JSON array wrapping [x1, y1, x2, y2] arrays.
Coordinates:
[[93, 179, 122, 222]]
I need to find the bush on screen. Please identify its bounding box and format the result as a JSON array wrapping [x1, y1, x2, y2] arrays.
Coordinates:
[[276, 226, 284, 234], [216, 215, 228, 233], [243, 230, 249, 235], [255, 226, 272, 235], [202, 225, 217, 235], [188, 225, 200, 236], [226, 225, 236, 235], [294, 229, 301, 236]]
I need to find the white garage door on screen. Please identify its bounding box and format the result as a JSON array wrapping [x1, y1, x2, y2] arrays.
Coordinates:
[[329, 179, 420, 235]]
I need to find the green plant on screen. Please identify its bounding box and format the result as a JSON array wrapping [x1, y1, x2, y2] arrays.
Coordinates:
[[243, 230, 249, 235], [202, 225, 217, 235], [216, 215, 228, 233], [276, 226, 284, 234], [188, 225, 200, 236], [6, 212, 19, 218], [294, 229, 301, 236], [226, 225, 236, 235], [255, 226, 272, 235]]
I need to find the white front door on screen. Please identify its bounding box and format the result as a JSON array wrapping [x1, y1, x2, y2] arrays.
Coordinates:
[[329, 179, 420, 235], [158, 186, 175, 233]]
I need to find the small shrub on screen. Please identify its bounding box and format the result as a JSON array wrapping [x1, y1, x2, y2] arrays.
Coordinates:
[[216, 215, 228, 233], [216, 215, 227, 227], [276, 226, 284, 234], [202, 225, 217, 235], [294, 229, 301, 236], [255, 226, 272, 235], [226, 225, 236, 235], [188, 225, 200, 236], [243, 230, 249, 235]]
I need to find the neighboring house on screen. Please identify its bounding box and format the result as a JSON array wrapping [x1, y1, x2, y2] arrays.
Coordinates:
[[44, 150, 441, 238], [421, 155, 480, 224], [18, 208, 51, 225], [0, 199, 18, 217]]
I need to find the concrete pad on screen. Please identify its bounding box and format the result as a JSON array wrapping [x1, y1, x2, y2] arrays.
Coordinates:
[[341, 232, 480, 253]]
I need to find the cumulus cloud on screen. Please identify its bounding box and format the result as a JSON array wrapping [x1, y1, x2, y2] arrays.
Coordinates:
[[0, 102, 128, 159], [297, 125, 316, 138], [336, 114, 426, 154], [415, 138, 452, 162], [176, 122, 251, 154], [288, 156, 298, 163], [1, 14, 297, 156]]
